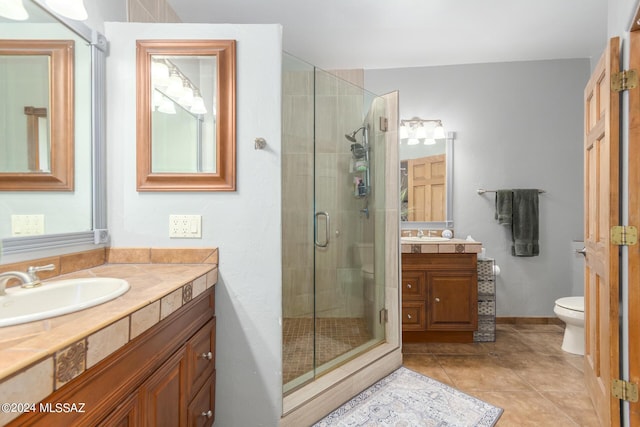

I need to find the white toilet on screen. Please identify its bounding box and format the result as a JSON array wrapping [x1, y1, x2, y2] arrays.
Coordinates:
[[554, 296, 585, 355]]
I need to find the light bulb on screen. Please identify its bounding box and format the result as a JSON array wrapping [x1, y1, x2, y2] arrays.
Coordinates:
[[434, 123, 446, 139], [190, 95, 207, 115], [415, 125, 427, 139], [0, 0, 29, 20], [151, 61, 170, 87], [179, 86, 194, 107], [152, 90, 164, 110], [399, 125, 409, 140], [407, 138, 419, 146], [166, 71, 184, 98], [424, 138, 436, 145], [158, 97, 176, 114], [45, 0, 87, 20]]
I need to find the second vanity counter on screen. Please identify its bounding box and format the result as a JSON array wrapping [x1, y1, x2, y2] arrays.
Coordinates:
[[0, 262, 217, 386], [401, 237, 482, 254]]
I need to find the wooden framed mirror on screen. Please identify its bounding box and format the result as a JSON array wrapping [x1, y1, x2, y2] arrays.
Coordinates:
[[136, 39, 236, 191], [0, 39, 74, 191]]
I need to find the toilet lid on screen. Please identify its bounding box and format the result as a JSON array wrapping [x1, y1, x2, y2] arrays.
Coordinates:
[[556, 296, 584, 312]]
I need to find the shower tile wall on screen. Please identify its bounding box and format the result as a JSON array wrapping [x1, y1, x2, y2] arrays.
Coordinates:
[[282, 62, 314, 318], [314, 69, 369, 318], [282, 63, 370, 319]]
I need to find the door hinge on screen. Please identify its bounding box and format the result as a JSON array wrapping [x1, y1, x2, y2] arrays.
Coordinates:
[[379, 116, 388, 132], [613, 379, 639, 402], [611, 225, 638, 246], [379, 308, 388, 324], [612, 69, 638, 92]]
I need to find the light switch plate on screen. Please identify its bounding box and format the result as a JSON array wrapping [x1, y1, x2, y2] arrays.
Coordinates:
[[11, 214, 44, 236], [169, 215, 202, 238]]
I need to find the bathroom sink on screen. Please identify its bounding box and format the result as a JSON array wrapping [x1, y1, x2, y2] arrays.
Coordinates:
[[401, 236, 451, 243], [0, 278, 130, 327]]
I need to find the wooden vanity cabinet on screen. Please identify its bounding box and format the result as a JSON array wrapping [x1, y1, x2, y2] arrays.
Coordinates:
[[9, 287, 216, 427], [402, 253, 478, 342]]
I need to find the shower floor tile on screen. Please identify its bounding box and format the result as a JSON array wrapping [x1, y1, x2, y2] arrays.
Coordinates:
[[283, 317, 370, 385]]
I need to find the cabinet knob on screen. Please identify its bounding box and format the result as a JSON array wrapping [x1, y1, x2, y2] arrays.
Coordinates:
[[201, 410, 213, 418], [407, 314, 412, 319], [200, 351, 213, 360], [435, 297, 441, 303], [406, 284, 411, 289]]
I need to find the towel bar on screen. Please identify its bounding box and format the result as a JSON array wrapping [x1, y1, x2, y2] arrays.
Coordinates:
[[477, 188, 545, 195]]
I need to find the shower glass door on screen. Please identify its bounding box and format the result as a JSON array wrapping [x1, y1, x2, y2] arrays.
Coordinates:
[[282, 54, 387, 393]]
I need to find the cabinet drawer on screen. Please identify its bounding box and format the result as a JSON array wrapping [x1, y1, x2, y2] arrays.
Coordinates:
[[402, 302, 426, 331], [188, 372, 216, 427], [187, 318, 216, 398], [401, 270, 426, 300]]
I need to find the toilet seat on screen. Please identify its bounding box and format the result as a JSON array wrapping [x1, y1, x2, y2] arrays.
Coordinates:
[[555, 296, 584, 312]]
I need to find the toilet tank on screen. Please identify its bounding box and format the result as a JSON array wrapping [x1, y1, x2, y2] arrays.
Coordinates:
[[354, 242, 373, 267]]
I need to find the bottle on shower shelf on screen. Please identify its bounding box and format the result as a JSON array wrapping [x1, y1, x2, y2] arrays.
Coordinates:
[[358, 179, 366, 197]]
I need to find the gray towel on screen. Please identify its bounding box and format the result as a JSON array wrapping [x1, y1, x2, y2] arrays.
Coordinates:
[[495, 190, 513, 225], [511, 189, 539, 257]]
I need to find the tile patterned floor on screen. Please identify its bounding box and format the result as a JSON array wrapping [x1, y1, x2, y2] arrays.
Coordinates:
[[283, 317, 370, 385], [402, 323, 599, 427]]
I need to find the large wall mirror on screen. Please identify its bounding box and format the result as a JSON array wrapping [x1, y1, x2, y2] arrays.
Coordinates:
[[0, 38, 74, 190], [136, 39, 236, 191], [400, 118, 454, 229], [0, 0, 107, 259]]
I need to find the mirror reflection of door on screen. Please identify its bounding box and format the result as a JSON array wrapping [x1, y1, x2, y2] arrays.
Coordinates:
[[24, 106, 49, 172], [0, 55, 49, 173], [406, 154, 446, 222]]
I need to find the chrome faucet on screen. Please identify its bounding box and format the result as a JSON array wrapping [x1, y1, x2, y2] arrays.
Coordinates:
[[417, 229, 424, 238], [0, 264, 54, 296]]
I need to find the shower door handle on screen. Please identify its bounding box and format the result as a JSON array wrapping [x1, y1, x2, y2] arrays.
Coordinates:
[[315, 211, 330, 248]]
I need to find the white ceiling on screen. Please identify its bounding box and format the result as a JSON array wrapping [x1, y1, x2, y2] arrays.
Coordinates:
[[167, 0, 608, 70]]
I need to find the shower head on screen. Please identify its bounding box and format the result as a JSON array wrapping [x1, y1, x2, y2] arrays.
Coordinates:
[[345, 126, 366, 142]]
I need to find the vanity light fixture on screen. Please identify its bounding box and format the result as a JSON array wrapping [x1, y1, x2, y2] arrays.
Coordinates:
[[0, 0, 29, 21], [152, 58, 206, 115], [45, 0, 87, 21], [400, 117, 446, 145]]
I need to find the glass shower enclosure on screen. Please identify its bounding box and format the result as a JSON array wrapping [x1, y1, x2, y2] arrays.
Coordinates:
[[282, 54, 387, 393]]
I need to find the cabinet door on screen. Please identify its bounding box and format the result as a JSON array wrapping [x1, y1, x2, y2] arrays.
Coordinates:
[[426, 271, 477, 331], [139, 348, 187, 427], [97, 393, 139, 427]]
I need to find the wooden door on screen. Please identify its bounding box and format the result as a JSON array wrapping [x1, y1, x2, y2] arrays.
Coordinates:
[[584, 37, 620, 427], [628, 25, 640, 426], [407, 154, 445, 221]]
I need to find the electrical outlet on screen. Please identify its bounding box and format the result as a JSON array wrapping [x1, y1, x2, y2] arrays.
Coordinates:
[[169, 215, 202, 238], [11, 214, 44, 236]]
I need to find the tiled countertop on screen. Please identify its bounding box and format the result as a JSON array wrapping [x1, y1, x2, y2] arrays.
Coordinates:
[[0, 263, 217, 383], [400, 238, 482, 254]]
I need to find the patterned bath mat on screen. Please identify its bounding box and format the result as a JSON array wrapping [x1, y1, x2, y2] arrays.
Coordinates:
[[313, 367, 503, 427]]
